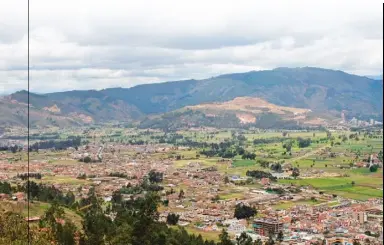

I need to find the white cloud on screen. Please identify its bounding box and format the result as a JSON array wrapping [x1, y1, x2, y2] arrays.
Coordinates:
[[0, 0, 382, 93]]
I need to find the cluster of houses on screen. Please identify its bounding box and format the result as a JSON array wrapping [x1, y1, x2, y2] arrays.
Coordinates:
[[0, 138, 382, 245]]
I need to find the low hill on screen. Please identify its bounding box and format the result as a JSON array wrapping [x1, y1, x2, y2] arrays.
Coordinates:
[[185, 97, 312, 123], [139, 97, 337, 130], [0, 90, 143, 127]]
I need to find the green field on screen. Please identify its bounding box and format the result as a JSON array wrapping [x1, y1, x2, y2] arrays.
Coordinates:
[[219, 192, 245, 200], [42, 175, 91, 185], [172, 129, 383, 201], [184, 226, 221, 242], [232, 159, 257, 167], [279, 172, 383, 200], [272, 199, 323, 210]]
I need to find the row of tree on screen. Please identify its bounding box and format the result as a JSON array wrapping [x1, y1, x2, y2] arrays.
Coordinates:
[[245, 170, 277, 181], [0, 181, 12, 194], [24, 181, 76, 206], [17, 172, 43, 180], [0, 144, 23, 153], [29, 136, 82, 151]]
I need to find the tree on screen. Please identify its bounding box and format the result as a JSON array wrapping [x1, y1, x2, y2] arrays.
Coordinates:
[[65, 191, 76, 206], [378, 150, 383, 162], [242, 152, 256, 160], [270, 163, 282, 173], [342, 135, 348, 142], [83, 210, 113, 245], [112, 191, 122, 204], [178, 189, 185, 199], [40, 202, 64, 229], [224, 176, 230, 184], [10, 145, 18, 153], [291, 167, 300, 179], [236, 232, 253, 245], [83, 156, 92, 163], [0, 211, 53, 244], [77, 173, 87, 179], [246, 170, 277, 181], [26, 180, 40, 200], [237, 134, 246, 142], [258, 159, 270, 168], [322, 239, 327, 245], [39, 202, 77, 245], [166, 213, 180, 225], [162, 199, 169, 207], [282, 141, 292, 152], [56, 221, 77, 245], [265, 233, 275, 245], [81, 182, 222, 245], [234, 203, 257, 219], [212, 195, 220, 202], [237, 147, 245, 155], [297, 137, 311, 148], [148, 170, 163, 183], [218, 229, 233, 245], [369, 165, 378, 172], [353, 239, 361, 245], [254, 239, 263, 245], [277, 231, 284, 242], [0, 182, 12, 194]]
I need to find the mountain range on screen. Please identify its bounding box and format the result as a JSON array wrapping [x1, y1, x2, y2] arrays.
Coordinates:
[[1, 67, 382, 128]]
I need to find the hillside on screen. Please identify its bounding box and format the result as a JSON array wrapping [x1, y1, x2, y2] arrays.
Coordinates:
[[0, 90, 143, 127], [2, 67, 383, 127], [138, 97, 336, 130], [102, 67, 383, 119], [0, 99, 87, 128]]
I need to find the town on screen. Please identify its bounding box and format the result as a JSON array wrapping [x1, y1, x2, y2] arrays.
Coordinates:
[[0, 125, 382, 244]]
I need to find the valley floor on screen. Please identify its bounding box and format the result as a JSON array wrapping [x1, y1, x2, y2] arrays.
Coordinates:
[[0, 127, 382, 243]]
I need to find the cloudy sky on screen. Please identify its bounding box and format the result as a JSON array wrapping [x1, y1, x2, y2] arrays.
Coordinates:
[[0, 0, 382, 94]]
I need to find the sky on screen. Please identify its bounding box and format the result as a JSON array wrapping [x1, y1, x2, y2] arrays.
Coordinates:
[[0, 0, 382, 94]]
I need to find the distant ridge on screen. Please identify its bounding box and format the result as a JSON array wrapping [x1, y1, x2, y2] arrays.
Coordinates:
[[2, 67, 383, 127], [365, 74, 383, 80]]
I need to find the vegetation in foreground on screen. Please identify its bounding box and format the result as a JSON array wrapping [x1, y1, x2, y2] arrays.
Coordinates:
[[0, 180, 268, 245]]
